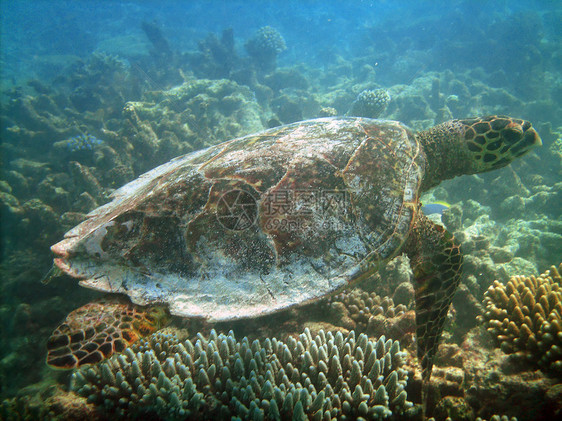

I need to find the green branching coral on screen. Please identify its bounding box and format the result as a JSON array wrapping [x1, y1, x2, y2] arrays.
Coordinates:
[[71, 328, 412, 420], [478, 264, 562, 376], [347, 89, 391, 119]]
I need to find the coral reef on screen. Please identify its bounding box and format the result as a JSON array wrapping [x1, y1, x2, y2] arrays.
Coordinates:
[[0, 384, 98, 420], [459, 328, 558, 421], [71, 328, 412, 420], [428, 415, 517, 421], [189, 29, 239, 79], [53, 134, 103, 155], [1, 6, 560, 419], [478, 264, 562, 376], [327, 288, 415, 345], [123, 78, 265, 172], [141, 20, 172, 58], [245, 26, 287, 72], [347, 89, 391, 118]]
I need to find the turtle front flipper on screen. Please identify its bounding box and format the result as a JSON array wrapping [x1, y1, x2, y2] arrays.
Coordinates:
[[46, 297, 169, 369], [405, 212, 462, 410]]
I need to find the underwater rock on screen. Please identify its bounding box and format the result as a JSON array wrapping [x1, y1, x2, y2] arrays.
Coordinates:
[[488, 247, 514, 265], [434, 105, 454, 125], [501, 186, 562, 221], [123, 79, 264, 172], [73, 192, 98, 214], [318, 106, 338, 117], [141, 20, 172, 58], [3, 170, 29, 198], [71, 328, 412, 420], [433, 395, 474, 421], [9, 159, 50, 181], [188, 28, 239, 80], [502, 219, 562, 271], [68, 161, 104, 202], [52, 134, 104, 166], [21, 199, 59, 234], [0, 180, 11, 194], [352, 63, 377, 83], [441, 203, 463, 233], [270, 93, 304, 124], [462, 329, 554, 421], [67, 52, 134, 116], [264, 68, 310, 92], [392, 282, 415, 307], [60, 212, 87, 231], [37, 178, 71, 211], [387, 88, 434, 126], [0, 191, 24, 227], [451, 283, 482, 335], [429, 78, 442, 112], [2, 95, 74, 150], [478, 264, 562, 377], [0, 385, 98, 421]]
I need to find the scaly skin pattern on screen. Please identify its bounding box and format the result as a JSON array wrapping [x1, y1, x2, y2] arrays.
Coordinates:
[[46, 297, 168, 369], [405, 212, 463, 385], [418, 115, 541, 190], [51, 117, 424, 321]]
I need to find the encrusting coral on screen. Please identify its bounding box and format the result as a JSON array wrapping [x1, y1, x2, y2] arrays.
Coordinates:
[[478, 264, 562, 376], [71, 328, 412, 420]]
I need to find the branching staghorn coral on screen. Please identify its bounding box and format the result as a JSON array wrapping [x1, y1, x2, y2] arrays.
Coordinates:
[[478, 264, 562, 376], [71, 328, 412, 420]]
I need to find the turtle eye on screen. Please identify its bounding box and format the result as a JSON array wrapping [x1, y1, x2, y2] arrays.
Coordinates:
[[502, 127, 523, 144]]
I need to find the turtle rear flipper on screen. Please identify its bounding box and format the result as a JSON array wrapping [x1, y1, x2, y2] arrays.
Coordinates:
[[46, 297, 168, 369], [405, 212, 463, 411]]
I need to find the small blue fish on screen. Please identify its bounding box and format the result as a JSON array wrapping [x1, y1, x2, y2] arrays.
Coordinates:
[[421, 201, 450, 215]]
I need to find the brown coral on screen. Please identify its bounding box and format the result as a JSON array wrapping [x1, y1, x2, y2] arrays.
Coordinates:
[[478, 264, 562, 376], [328, 288, 415, 343]]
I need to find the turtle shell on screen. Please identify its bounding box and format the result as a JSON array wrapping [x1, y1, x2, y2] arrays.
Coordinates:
[[52, 117, 424, 320]]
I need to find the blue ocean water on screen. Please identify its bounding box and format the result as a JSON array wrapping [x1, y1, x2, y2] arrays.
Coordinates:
[[2, 1, 560, 86], [1, 1, 561, 419]]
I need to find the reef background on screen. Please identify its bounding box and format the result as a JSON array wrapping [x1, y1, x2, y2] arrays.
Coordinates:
[[1, 1, 561, 420]]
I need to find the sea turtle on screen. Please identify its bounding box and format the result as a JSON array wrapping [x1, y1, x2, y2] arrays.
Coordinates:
[[46, 115, 540, 396]]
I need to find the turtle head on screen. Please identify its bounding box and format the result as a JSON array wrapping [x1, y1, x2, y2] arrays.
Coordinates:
[[418, 115, 541, 190], [459, 115, 541, 172]]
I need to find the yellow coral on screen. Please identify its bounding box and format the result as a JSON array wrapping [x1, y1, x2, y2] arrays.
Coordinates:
[[478, 264, 562, 376]]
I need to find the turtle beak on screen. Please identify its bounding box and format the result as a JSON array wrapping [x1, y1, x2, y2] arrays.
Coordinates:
[[489, 121, 541, 170], [506, 121, 541, 157]]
